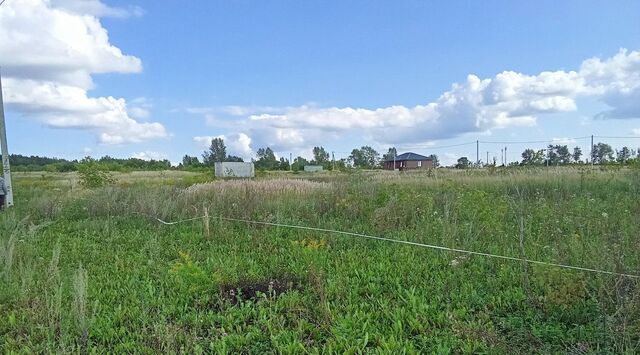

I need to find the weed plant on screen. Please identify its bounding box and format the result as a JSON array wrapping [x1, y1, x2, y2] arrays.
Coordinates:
[[1, 168, 639, 353]]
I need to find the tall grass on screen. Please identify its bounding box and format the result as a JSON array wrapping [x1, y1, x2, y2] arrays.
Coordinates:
[[1, 168, 638, 353]]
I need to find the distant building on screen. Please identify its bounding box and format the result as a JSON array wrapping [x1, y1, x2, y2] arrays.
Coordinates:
[[383, 152, 434, 170], [304, 165, 323, 172], [215, 162, 255, 177]]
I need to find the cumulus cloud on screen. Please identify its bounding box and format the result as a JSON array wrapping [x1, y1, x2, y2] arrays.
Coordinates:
[[0, 0, 167, 144], [51, 0, 144, 18], [582, 49, 640, 119], [131, 151, 168, 161], [551, 137, 577, 145], [193, 49, 640, 155], [194, 133, 253, 159]]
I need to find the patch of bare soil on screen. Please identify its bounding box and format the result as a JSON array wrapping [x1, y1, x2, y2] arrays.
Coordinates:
[[220, 276, 302, 304]]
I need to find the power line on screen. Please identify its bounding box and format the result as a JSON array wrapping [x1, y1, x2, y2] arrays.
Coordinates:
[[480, 136, 591, 145], [398, 141, 476, 150], [594, 135, 640, 139]]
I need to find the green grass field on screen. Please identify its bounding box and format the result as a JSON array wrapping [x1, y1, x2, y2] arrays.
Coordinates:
[[1, 167, 639, 353]]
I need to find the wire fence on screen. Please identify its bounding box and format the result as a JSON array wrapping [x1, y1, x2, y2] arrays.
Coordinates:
[[135, 211, 640, 279]]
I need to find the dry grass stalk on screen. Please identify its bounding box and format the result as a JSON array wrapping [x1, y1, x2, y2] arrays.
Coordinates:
[[185, 178, 330, 195], [203, 204, 210, 239]]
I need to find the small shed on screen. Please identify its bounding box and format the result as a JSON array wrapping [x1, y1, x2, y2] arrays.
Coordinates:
[[384, 152, 434, 170], [215, 162, 255, 178], [304, 165, 323, 172]]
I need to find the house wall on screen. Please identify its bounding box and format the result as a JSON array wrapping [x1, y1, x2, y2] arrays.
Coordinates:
[[384, 160, 434, 170]]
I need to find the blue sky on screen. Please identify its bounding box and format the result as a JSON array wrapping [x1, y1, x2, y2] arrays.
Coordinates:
[[2, 0, 640, 165]]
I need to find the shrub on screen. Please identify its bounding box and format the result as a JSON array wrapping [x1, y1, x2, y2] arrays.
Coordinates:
[[77, 158, 116, 188]]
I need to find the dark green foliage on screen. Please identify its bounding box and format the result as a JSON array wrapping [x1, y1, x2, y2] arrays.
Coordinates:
[[9, 154, 172, 172], [76, 158, 116, 188], [429, 154, 439, 167], [616, 146, 632, 164], [349, 146, 379, 169], [591, 142, 614, 164], [382, 147, 397, 162], [455, 156, 471, 169], [254, 147, 279, 170], [202, 138, 227, 166], [546, 145, 572, 165], [312, 146, 330, 167], [225, 155, 244, 162], [182, 155, 201, 167], [521, 149, 545, 165], [291, 156, 309, 171], [572, 146, 582, 163]]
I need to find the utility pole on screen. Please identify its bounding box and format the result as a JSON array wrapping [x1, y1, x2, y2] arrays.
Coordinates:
[[0, 69, 14, 208], [332, 151, 335, 171], [486, 151, 489, 166], [590, 134, 594, 167], [546, 148, 549, 167], [501, 148, 504, 166], [289, 152, 292, 172], [476, 140, 479, 167], [504, 146, 507, 166]]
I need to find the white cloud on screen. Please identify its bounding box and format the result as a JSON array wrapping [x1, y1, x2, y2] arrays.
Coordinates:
[[581, 49, 640, 119], [0, 0, 167, 144], [193, 49, 640, 155], [632, 128, 640, 136], [51, 0, 144, 18], [551, 137, 577, 145], [194, 133, 253, 159], [131, 151, 167, 161], [127, 97, 152, 119]]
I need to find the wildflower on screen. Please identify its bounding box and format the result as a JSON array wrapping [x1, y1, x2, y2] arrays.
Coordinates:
[[601, 212, 608, 218]]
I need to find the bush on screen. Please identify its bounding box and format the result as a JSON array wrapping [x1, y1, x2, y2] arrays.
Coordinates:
[[77, 158, 116, 188]]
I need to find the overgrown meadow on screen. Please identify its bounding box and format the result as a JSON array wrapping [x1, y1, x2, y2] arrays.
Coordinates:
[[1, 167, 639, 353]]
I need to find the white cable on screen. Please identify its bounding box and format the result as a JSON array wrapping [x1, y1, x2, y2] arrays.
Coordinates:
[[141, 213, 640, 279]]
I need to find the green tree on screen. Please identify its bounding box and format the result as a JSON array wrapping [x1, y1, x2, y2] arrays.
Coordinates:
[[225, 155, 244, 162], [455, 157, 471, 169], [556, 145, 571, 165], [255, 147, 278, 170], [77, 157, 116, 188], [349, 146, 379, 169], [291, 156, 309, 171], [521, 149, 545, 165], [521, 149, 534, 165], [591, 142, 614, 164], [182, 155, 201, 167], [278, 157, 289, 170], [429, 154, 439, 168], [202, 138, 227, 166], [545, 144, 571, 165], [382, 147, 397, 162], [572, 147, 582, 163], [617, 146, 631, 164], [312, 146, 330, 166]]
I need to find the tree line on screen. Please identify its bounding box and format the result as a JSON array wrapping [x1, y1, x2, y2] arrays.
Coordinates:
[[453, 142, 639, 169], [8, 139, 639, 172], [518, 143, 639, 166], [9, 154, 172, 172], [190, 138, 440, 171]]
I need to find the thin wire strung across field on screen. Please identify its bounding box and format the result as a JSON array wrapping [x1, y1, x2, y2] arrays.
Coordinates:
[[136, 212, 640, 279]]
